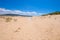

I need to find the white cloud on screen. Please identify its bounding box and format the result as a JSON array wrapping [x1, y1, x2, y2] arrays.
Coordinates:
[[0, 8, 43, 16]]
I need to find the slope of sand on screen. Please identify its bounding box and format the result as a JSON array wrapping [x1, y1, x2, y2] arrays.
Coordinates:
[[0, 15, 60, 40]]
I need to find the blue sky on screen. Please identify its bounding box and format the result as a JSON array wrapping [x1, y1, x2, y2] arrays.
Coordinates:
[[0, 0, 60, 16]]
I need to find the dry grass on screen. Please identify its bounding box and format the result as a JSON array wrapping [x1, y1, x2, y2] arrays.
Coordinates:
[[5, 17, 12, 22]]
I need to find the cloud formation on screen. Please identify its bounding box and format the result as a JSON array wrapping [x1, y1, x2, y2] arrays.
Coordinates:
[[0, 8, 43, 16]]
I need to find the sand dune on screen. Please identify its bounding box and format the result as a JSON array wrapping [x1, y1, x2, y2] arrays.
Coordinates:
[[0, 15, 60, 40]]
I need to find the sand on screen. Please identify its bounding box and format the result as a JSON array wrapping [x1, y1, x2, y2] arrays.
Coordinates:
[[0, 15, 60, 40]]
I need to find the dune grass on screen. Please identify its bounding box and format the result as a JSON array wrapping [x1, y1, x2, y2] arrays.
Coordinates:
[[5, 17, 12, 22]]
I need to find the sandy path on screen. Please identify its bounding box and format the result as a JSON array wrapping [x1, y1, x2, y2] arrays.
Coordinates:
[[0, 15, 60, 40]]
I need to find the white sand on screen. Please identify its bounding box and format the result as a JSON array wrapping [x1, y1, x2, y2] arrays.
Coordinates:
[[0, 15, 60, 40]]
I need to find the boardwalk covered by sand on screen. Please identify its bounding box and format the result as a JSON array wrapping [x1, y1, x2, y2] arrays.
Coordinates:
[[0, 15, 60, 40]]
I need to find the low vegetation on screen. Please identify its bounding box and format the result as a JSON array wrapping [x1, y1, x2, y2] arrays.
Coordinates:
[[5, 17, 12, 22], [42, 11, 60, 16], [0, 16, 17, 22]]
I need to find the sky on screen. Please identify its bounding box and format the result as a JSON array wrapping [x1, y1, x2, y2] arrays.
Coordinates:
[[0, 0, 60, 16]]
